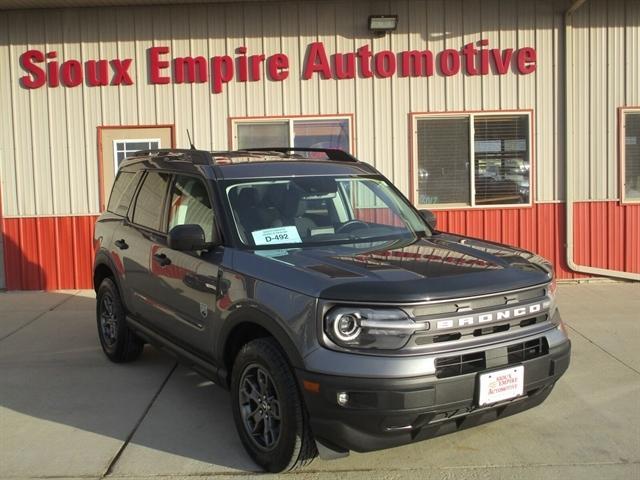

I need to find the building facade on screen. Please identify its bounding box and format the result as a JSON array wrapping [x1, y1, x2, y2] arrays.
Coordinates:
[[0, 0, 639, 290]]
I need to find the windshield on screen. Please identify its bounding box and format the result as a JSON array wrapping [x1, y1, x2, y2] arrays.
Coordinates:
[[223, 176, 428, 249]]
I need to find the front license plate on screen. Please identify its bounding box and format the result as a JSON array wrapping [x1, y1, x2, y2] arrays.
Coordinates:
[[478, 365, 524, 406]]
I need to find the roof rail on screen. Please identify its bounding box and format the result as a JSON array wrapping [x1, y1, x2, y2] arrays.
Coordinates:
[[132, 148, 213, 165], [242, 147, 358, 162]]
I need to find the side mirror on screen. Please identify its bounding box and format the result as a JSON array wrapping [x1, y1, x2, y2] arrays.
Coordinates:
[[168, 224, 206, 251], [419, 209, 437, 230]]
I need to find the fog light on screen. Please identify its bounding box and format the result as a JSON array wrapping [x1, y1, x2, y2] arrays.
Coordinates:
[[337, 392, 349, 407]]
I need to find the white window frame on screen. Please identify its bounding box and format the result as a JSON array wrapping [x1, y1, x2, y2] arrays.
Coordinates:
[[620, 107, 640, 204], [230, 115, 354, 153], [113, 138, 161, 172], [411, 110, 533, 210]]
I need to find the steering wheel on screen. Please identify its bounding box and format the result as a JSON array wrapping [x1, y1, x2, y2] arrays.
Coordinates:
[[336, 220, 370, 234]]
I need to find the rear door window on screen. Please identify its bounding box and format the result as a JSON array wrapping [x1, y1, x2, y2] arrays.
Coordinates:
[[107, 171, 140, 216], [132, 171, 171, 231]]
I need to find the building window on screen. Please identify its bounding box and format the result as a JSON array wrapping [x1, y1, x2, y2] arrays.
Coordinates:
[[232, 116, 351, 154], [622, 110, 640, 202], [113, 139, 160, 171], [414, 112, 531, 207]]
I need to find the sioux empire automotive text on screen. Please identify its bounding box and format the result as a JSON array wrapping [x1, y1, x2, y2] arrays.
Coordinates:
[[19, 39, 536, 93]]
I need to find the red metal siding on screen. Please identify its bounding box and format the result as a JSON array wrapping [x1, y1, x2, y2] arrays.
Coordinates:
[[435, 204, 583, 279], [355, 209, 404, 226], [1, 202, 638, 290], [434, 201, 639, 279], [2, 215, 98, 290], [625, 206, 640, 272], [571, 201, 640, 275]]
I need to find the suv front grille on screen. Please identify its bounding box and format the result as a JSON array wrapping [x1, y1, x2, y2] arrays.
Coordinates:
[[507, 337, 549, 363], [435, 351, 486, 378], [414, 314, 547, 345], [435, 337, 549, 379]]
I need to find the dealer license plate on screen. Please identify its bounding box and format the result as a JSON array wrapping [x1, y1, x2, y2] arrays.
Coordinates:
[[478, 365, 524, 406]]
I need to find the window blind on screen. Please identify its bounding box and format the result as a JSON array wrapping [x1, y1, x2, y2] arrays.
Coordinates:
[[474, 115, 529, 205], [624, 112, 640, 200], [416, 117, 470, 205]]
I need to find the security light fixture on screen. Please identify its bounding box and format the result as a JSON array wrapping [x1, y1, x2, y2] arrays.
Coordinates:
[[368, 15, 398, 36]]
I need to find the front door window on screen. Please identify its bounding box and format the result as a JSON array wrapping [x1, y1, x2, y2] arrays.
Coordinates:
[[168, 176, 215, 243]]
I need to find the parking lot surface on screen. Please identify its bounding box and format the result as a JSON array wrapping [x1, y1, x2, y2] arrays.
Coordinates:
[[1, 283, 639, 480]]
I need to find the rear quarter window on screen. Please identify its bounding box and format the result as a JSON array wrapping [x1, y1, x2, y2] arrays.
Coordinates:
[[107, 171, 140, 216], [132, 171, 171, 231]]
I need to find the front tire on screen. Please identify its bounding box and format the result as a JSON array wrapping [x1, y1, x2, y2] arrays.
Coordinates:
[[230, 338, 317, 472], [96, 277, 143, 363]]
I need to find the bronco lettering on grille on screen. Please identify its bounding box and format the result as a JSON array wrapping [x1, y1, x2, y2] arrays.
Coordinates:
[[435, 303, 544, 330]]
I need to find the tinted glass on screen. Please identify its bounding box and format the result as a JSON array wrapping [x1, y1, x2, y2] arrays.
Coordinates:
[[132, 171, 170, 231], [224, 176, 427, 248], [107, 171, 139, 216], [237, 123, 289, 149], [474, 115, 530, 205], [293, 119, 350, 153], [624, 112, 640, 200], [417, 117, 470, 205], [168, 176, 214, 242]]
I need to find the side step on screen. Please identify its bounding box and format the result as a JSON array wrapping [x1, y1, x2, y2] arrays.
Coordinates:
[[126, 315, 228, 387]]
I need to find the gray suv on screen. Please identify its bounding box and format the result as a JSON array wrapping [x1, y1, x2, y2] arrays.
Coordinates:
[[93, 148, 570, 472]]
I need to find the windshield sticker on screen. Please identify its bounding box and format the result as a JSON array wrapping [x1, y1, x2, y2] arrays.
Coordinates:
[[310, 226, 335, 236], [252, 226, 302, 246]]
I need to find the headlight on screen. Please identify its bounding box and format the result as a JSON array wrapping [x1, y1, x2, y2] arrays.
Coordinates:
[[324, 307, 426, 351]]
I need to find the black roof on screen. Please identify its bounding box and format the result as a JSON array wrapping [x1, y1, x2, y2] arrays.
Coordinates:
[[118, 147, 379, 179]]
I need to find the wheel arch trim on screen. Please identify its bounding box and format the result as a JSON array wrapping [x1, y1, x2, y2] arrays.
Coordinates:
[[218, 306, 306, 374]]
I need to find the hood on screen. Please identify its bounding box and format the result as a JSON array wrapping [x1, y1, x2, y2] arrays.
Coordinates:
[[232, 233, 552, 303]]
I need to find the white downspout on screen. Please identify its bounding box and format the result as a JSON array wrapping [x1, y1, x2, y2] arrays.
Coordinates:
[[564, 0, 640, 281]]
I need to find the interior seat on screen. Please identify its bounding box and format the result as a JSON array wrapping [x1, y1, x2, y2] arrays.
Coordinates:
[[232, 187, 265, 243], [278, 187, 318, 238]]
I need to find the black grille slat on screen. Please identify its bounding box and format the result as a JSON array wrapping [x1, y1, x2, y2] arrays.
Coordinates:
[[473, 323, 510, 337], [413, 314, 549, 347], [507, 337, 548, 364], [435, 337, 549, 379], [435, 352, 486, 378], [432, 332, 462, 343]]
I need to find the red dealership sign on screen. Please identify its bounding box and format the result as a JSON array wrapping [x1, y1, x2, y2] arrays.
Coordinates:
[[20, 40, 536, 93]]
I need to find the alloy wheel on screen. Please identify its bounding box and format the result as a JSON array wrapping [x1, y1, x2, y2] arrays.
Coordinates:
[[99, 293, 118, 347], [238, 363, 282, 451]]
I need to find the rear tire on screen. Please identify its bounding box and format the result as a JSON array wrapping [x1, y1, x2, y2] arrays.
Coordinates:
[[96, 277, 143, 363], [230, 338, 317, 472]]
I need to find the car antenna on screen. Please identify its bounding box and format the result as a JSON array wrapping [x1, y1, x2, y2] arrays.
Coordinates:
[[186, 129, 196, 150]]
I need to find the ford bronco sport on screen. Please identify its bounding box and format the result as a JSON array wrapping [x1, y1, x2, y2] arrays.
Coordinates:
[[93, 147, 570, 472]]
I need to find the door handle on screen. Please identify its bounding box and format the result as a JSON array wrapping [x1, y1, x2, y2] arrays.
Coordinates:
[[153, 253, 172, 267], [114, 239, 128, 250]]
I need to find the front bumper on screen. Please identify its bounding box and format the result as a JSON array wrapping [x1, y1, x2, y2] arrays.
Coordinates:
[[297, 335, 571, 453]]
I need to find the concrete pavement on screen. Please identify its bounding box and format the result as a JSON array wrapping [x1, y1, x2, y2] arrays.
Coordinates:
[[0, 283, 639, 480]]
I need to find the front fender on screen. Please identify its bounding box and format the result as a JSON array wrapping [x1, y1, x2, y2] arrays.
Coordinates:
[[217, 304, 307, 370]]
